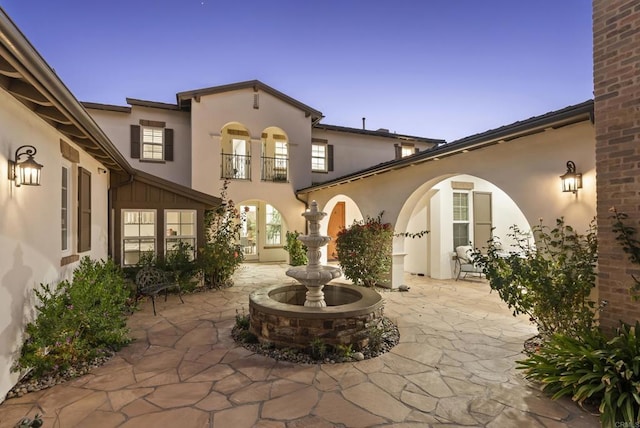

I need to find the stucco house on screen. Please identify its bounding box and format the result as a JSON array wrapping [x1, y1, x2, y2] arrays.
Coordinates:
[[0, 9, 220, 400], [2, 0, 636, 405], [84, 81, 443, 264], [84, 82, 596, 283]]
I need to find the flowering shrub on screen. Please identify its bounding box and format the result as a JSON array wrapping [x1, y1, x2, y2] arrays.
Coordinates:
[[198, 180, 244, 288], [14, 258, 131, 378], [472, 218, 598, 339], [336, 214, 393, 287]]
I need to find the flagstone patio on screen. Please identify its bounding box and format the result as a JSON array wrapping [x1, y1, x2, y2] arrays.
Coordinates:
[[0, 263, 598, 427]]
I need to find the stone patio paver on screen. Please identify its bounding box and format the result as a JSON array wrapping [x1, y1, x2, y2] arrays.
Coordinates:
[[0, 263, 600, 427]]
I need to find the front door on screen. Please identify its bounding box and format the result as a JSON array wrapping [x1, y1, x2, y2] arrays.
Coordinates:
[[327, 202, 345, 261]]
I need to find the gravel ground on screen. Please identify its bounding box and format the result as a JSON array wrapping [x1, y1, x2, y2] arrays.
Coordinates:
[[232, 316, 400, 364]]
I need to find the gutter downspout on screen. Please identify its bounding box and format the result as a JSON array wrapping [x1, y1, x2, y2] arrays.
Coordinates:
[[295, 192, 310, 234]]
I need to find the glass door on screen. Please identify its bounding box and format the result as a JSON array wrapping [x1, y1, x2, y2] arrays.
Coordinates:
[[240, 204, 258, 260]]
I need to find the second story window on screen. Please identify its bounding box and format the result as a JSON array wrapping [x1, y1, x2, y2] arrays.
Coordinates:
[[142, 127, 164, 160], [401, 144, 415, 158], [312, 143, 327, 172], [130, 121, 174, 162], [275, 142, 287, 170]]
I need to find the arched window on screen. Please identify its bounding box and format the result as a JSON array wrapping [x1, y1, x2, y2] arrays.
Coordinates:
[[221, 123, 251, 180], [261, 127, 288, 182]]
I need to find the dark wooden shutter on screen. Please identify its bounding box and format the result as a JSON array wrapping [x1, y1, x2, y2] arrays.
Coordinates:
[[78, 167, 92, 252], [394, 144, 401, 159], [328, 144, 334, 172], [164, 128, 174, 161], [130, 125, 140, 159], [415, 147, 420, 154]]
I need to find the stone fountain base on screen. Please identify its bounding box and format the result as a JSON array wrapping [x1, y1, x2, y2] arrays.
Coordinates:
[[249, 284, 384, 350]]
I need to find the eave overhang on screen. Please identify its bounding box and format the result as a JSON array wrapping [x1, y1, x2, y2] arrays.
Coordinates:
[[298, 100, 594, 195], [0, 8, 133, 174]]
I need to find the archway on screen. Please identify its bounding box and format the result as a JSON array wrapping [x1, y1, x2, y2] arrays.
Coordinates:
[[260, 126, 289, 182], [395, 174, 530, 280], [238, 199, 289, 263], [319, 195, 363, 264], [220, 122, 252, 180]]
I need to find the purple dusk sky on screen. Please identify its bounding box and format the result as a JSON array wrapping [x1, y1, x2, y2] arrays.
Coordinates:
[[1, 1, 592, 141]]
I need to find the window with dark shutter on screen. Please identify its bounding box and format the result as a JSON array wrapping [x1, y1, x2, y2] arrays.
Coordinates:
[[130, 125, 141, 159], [78, 167, 91, 252], [164, 128, 174, 161], [327, 144, 334, 172]]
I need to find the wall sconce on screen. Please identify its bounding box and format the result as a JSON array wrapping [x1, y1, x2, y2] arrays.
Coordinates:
[[560, 160, 582, 194], [8, 145, 43, 187]]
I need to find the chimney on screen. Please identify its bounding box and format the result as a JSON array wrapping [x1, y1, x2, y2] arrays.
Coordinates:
[[362, 117, 366, 130]]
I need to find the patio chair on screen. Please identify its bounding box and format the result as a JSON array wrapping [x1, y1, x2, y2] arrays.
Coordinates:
[[454, 245, 483, 281]]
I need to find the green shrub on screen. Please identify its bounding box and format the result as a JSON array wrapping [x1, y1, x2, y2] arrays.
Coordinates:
[[518, 323, 640, 426], [336, 214, 394, 287], [235, 308, 250, 330], [473, 218, 598, 338], [14, 258, 131, 378], [611, 207, 640, 300], [309, 337, 327, 360], [198, 180, 244, 288], [284, 230, 308, 266], [159, 241, 199, 292]]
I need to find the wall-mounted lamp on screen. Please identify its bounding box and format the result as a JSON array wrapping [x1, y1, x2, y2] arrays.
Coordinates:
[[560, 160, 582, 194], [8, 145, 43, 187]]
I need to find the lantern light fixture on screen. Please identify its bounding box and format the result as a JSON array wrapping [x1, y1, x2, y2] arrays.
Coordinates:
[[8, 145, 43, 187], [560, 160, 582, 194]]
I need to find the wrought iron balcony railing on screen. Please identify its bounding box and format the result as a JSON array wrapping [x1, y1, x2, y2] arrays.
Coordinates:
[[221, 153, 251, 180], [261, 156, 288, 182]]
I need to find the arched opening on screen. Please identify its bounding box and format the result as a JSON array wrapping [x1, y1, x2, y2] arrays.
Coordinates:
[[221, 122, 251, 180], [261, 126, 289, 182], [395, 174, 530, 280], [319, 195, 363, 263], [238, 199, 289, 262]]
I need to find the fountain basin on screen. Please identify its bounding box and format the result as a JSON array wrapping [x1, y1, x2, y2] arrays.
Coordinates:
[[249, 284, 384, 349]]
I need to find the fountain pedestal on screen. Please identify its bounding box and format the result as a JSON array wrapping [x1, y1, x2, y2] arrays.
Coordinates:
[[248, 200, 384, 350], [285, 201, 341, 307]]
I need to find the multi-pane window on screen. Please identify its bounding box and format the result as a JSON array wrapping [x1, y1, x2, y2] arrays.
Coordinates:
[[275, 141, 287, 170], [142, 127, 163, 160], [265, 204, 282, 245], [312, 143, 327, 172], [165, 210, 196, 259], [401, 145, 414, 158], [123, 210, 156, 265], [61, 166, 70, 252], [453, 192, 470, 249]]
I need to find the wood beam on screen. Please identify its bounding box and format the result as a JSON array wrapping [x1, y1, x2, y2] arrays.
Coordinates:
[[7, 79, 52, 105], [57, 124, 88, 139], [0, 56, 21, 78], [35, 105, 72, 124]]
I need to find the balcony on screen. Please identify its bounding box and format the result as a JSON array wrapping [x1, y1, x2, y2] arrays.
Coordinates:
[[221, 153, 251, 180], [262, 156, 289, 182]]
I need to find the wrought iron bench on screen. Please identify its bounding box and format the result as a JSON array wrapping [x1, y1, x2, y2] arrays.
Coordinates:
[[135, 267, 184, 315]]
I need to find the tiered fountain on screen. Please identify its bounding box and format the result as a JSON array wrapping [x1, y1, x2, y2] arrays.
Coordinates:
[[248, 201, 384, 349]]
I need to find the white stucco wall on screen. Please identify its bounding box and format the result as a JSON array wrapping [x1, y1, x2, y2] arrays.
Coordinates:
[[0, 88, 110, 401], [189, 88, 315, 261], [303, 120, 597, 283], [87, 105, 192, 187], [310, 128, 436, 184]]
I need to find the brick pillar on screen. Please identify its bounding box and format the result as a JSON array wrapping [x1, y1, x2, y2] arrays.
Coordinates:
[[593, 0, 640, 329]]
